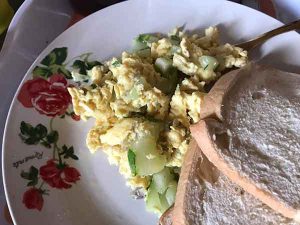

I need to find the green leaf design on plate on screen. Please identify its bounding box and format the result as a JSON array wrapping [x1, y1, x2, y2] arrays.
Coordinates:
[[60, 145, 79, 160], [33, 47, 72, 79], [21, 166, 39, 187], [32, 66, 52, 78], [57, 66, 72, 79], [41, 47, 67, 66], [35, 124, 48, 139], [20, 121, 34, 136], [72, 60, 87, 74], [86, 60, 102, 70], [19, 121, 59, 147], [46, 130, 59, 144]]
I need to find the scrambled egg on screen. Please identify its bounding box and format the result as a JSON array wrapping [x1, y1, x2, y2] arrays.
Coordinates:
[[68, 26, 248, 189]]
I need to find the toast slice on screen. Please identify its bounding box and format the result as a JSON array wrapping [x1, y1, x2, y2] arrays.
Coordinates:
[[191, 63, 300, 221], [170, 139, 295, 225]]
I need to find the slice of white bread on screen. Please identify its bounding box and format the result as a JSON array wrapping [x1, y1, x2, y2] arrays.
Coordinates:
[[170, 139, 296, 225], [191, 63, 300, 221]]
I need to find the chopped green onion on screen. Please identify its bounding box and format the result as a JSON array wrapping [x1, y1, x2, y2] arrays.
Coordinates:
[[128, 149, 137, 176], [112, 60, 121, 67]]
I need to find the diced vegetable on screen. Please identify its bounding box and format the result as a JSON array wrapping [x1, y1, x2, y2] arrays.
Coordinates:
[[137, 34, 159, 45], [169, 35, 181, 45], [159, 194, 170, 213], [132, 38, 148, 52], [165, 181, 177, 206], [136, 154, 165, 176], [155, 57, 179, 94], [156, 72, 178, 94], [132, 34, 158, 57], [199, 55, 219, 71], [136, 48, 151, 58], [152, 167, 175, 194], [155, 57, 173, 75], [170, 45, 181, 54], [147, 122, 164, 140], [124, 86, 139, 101], [146, 183, 161, 213], [127, 149, 137, 176], [131, 133, 166, 176], [146, 181, 174, 215]]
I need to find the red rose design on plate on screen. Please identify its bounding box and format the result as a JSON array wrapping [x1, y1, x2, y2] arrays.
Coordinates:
[[17, 74, 71, 117], [40, 160, 81, 189], [22, 188, 44, 211]]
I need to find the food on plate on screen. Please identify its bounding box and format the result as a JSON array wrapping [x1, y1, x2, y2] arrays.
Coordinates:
[[191, 63, 300, 221], [68, 26, 248, 215], [166, 139, 296, 225]]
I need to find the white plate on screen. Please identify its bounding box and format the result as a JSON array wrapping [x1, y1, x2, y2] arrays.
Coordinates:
[[3, 0, 300, 224]]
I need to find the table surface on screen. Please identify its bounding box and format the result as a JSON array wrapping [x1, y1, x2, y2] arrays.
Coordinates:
[[0, 0, 299, 224]]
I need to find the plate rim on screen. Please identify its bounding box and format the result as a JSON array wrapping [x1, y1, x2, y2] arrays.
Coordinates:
[[2, 0, 300, 224]]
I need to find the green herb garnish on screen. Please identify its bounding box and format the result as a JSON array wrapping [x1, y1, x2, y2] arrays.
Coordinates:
[[128, 149, 137, 176], [90, 83, 97, 89], [112, 60, 121, 67]]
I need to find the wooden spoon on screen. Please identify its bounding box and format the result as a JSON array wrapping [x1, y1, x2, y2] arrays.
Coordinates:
[[236, 19, 300, 51]]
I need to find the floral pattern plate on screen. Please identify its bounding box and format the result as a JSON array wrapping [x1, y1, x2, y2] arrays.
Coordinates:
[[3, 0, 300, 225]]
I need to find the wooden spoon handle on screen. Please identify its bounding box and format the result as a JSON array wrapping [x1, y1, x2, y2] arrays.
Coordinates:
[[236, 20, 300, 51]]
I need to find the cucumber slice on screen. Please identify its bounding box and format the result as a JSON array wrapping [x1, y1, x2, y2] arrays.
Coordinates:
[[199, 55, 219, 71], [156, 71, 178, 94], [165, 181, 177, 206], [124, 86, 139, 101], [170, 45, 181, 54], [169, 35, 181, 45], [155, 57, 179, 94], [137, 34, 159, 45], [155, 57, 173, 75], [135, 149, 166, 176], [159, 193, 170, 214], [136, 48, 151, 58], [132, 38, 148, 52], [146, 183, 161, 213], [147, 122, 164, 140], [132, 134, 166, 176], [152, 167, 175, 194]]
